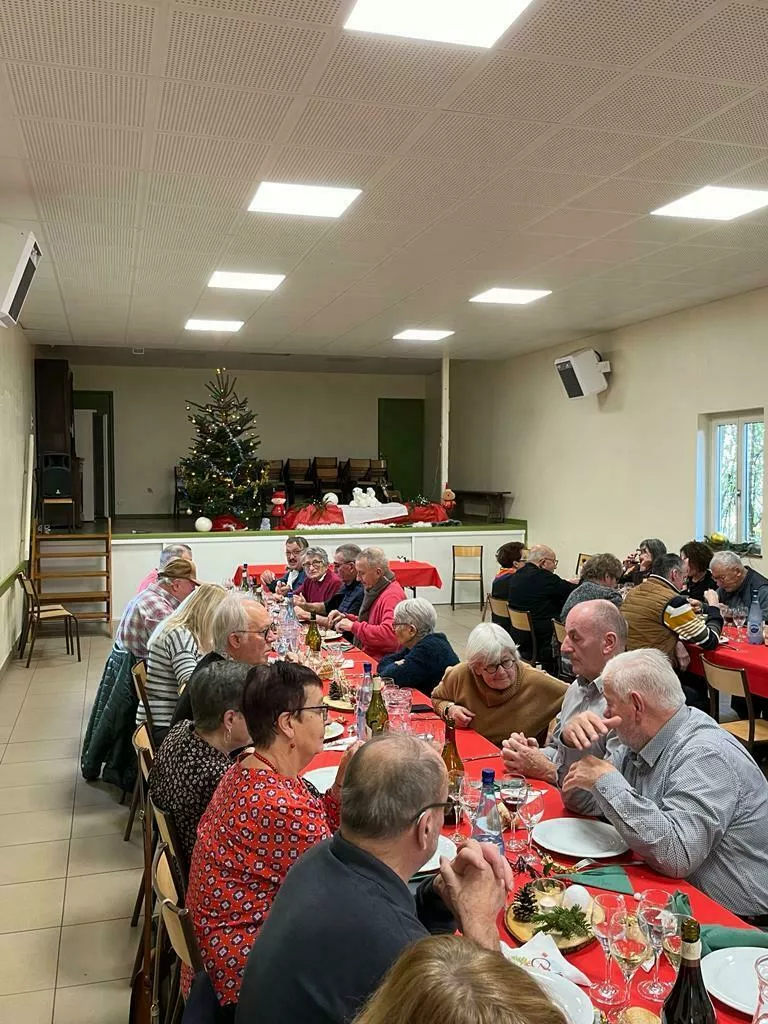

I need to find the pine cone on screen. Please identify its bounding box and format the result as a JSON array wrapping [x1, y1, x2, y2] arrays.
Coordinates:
[[328, 679, 344, 700], [512, 883, 537, 923]]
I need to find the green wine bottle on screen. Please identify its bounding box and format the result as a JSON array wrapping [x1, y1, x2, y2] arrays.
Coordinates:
[[306, 614, 322, 653], [441, 720, 464, 826], [660, 918, 715, 1024], [365, 676, 389, 735]]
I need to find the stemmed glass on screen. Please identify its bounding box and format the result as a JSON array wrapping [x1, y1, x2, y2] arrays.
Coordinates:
[[499, 774, 528, 853], [637, 892, 674, 1001], [608, 911, 653, 1012], [457, 775, 483, 843], [733, 604, 748, 640], [590, 894, 628, 1007], [517, 790, 545, 863], [446, 771, 466, 844]]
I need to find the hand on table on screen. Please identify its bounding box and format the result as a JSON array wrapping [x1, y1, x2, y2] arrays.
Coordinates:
[[260, 569, 275, 587], [501, 733, 556, 782], [562, 755, 616, 794], [447, 705, 475, 728], [561, 710, 621, 750]]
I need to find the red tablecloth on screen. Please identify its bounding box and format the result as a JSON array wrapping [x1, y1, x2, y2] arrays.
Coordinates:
[[232, 560, 442, 590], [310, 648, 751, 1023], [687, 625, 768, 699]]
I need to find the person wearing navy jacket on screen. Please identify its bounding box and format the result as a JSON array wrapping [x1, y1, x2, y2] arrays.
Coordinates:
[[377, 598, 459, 689]]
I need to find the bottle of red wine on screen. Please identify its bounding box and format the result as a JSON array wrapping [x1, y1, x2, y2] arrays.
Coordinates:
[[661, 918, 715, 1024]]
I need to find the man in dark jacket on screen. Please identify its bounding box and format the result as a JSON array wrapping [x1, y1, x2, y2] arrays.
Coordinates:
[[235, 734, 511, 1024], [504, 544, 576, 670]]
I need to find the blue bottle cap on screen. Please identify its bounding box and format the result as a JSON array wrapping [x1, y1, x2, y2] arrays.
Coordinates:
[[481, 768, 495, 785]]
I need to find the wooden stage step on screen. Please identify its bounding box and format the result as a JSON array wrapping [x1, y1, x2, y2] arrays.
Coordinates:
[[43, 532, 110, 541], [39, 591, 110, 602], [39, 570, 109, 579], [37, 550, 109, 558]]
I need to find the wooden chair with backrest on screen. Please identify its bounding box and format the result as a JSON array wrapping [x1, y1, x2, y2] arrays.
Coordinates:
[[283, 458, 314, 505], [508, 607, 538, 666], [451, 545, 484, 611], [701, 657, 768, 755], [130, 725, 155, 929], [153, 843, 206, 1024], [485, 596, 512, 621], [551, 618, 573, 682], [312, 457, 342, 498], [16, 572, 81, 667], [150, 797, 188, 895], [124, 662, 156, 843]]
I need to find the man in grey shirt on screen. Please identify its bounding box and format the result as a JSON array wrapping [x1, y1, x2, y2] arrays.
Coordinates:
[[560, 648, 768, 920], [502, 600, 625, 783]]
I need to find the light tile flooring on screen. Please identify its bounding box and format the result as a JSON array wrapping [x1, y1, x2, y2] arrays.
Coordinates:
[[0, 603, 480, 1023]]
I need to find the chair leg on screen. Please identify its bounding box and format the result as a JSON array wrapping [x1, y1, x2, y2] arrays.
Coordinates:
[[480, 577, 485, 611], [450, 578, 456, 611], [131, 866, 145, 927], [124, 778, 140, 840], [25, 617, 39, 668], [71, 615, 81, 662], [63, 616, 71, 655]]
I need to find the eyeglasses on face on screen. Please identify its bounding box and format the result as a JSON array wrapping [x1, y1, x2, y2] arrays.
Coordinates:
[[234, 625, 277, 639], [296, 704, 330, 722], [411, 801, 453, 825], [483, 656, 516, 673]]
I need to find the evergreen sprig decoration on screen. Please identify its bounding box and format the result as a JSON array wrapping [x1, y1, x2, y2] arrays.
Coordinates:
[[178, 368, 266, 521]]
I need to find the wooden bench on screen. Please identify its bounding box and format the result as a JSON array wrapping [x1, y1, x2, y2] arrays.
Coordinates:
[[453, 490, 511, 523]]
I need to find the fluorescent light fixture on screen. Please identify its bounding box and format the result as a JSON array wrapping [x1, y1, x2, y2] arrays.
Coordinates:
[[248, 181, 361, 218], [185, 319, 243, 332], [344, 0, 535, 47], [651, 185, 768, 221], [470, 287, 551, 305], [393, 328, 455, 341], [208, 271, 285, 291]]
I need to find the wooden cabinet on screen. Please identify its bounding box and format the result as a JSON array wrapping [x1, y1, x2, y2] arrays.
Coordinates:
[[35, 358, 74, 455]]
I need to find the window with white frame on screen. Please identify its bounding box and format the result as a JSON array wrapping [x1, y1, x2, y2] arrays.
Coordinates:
[[709, 410, 764, 548]]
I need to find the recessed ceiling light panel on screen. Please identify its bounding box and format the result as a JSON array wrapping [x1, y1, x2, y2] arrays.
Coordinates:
[[208, 271, 285, 291], [344, 0, 535, 48], [470, 287, 551, 305], [185, 319, 244, 332], [651, 185, 768, 221], [393, 328, 455, 341], [248, 181, 361, 218]]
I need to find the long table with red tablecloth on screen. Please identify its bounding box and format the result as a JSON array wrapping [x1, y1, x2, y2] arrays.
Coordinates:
[[309, 645, 755, 1022], [232, 560, 442, 591], [687, 625, 768, 699]]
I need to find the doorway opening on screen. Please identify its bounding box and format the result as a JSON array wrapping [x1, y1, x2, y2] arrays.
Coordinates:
[[73, 391, 115, 522]]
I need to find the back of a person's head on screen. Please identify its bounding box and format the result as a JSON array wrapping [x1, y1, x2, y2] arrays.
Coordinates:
[[495, 542, 524, 569], [341, 733, 444, 840], [353, 935, 567, 1024], [241, 660, 320, 747], [581, 553, 622, 583], [189, 660, 250, 732], [652, 553, 682, 580]]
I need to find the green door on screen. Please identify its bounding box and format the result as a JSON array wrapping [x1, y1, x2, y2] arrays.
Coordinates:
[[378, 398, 424, 501]]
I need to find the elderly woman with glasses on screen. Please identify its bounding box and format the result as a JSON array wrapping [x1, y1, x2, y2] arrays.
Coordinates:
[[431, 623, 567, 748], [293, 546, 343, 606], [377, 598, 459, 689], [184, 661, 359, 1013]]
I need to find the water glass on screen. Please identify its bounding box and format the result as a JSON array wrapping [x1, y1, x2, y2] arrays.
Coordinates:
[[384, 687, 412, 731], [751, 953, 768, 1024], [517, 790, 545, 863], [410, 717, 445, 747], [590, 894, 628, 1007]]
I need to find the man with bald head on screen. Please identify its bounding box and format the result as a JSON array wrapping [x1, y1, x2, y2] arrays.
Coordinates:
[[236, 733, 511, 1024], [503, 543, 576, 670], [503, 600, 626, 782]]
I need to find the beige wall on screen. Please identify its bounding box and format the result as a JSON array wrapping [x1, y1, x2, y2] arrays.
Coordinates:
[[0, 324, 33, 667], [72, 365, 438, 515], [450, 284, 768, 575]]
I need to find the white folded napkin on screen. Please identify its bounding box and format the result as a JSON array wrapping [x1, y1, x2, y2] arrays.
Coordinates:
[[501, 933, 592, 988]]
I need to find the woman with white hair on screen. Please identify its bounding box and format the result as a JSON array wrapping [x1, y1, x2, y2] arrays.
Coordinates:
[[431, 623, 567, 747], [377, 599, 459, 688]]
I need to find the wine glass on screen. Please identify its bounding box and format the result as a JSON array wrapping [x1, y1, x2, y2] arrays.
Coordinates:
[[638, 896, 675, 1001], [446, 770, 466, 844], [661, 913, 685, 976], [733, 604, 748, 640], [499, 774, 528, 853], [608, 911, 653, 1008], [517, 789, 545, 864], [457, 775, 483, 840], [590, 894, 628, 1007]]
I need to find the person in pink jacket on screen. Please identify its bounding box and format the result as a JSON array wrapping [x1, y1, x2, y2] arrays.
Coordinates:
[[328, 546, 406, 661]]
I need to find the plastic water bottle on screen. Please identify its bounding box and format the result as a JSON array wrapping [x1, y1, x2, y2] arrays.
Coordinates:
[[357, 663, 373, 740], [748, 589, 764, 645], [471, 768, 505, 855]]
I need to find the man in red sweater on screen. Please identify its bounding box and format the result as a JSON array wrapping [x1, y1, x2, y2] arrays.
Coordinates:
[[328, 546, 406, 660]]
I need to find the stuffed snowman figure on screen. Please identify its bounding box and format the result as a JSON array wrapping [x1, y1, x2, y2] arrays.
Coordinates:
[[350, 487, 365, 507], [365, 487, 381, 507]]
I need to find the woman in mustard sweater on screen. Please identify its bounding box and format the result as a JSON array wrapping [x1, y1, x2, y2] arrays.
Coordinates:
[[431, 623, 567, 748]]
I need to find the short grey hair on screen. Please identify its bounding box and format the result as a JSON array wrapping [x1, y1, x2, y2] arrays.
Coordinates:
[[527, 544, 554, 566], [602, 648, 686, 713], [335, 543, 361, 563], [189, 661, 250, 732], [465, 622, 520, 670], [582, 553, 623, 583], [303, 546, 329, 567], [159, 544, 192, 568], [342, 733, 445, 840], [393, 598, 436, 640], [653, 553, 683, 580], [358, 546, 389, 570], [710, 550, 744, 572], [576, 599, 628, 650], [210, 592, 253, 652]]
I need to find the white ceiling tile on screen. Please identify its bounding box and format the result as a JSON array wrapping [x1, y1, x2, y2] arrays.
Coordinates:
[[145, 171, 254, 209], [619, 139, 765, 184], [648, 4, 768, 84], [352, 159, 495, 222], [151, 134, 270, 178], [603, 215, 712, 244], [29, 162, 140, 203], [38, 196, 137, 227], [563, 237, 663, 262], [516, 127, 667, 175], [567, 177, 692, 213], [156, 81, 293, 139], [224, 216, 331, 261], [137, 206, 241, 254], [524, 208, 636, 237], [687, 92, 768, 148], [289, 98, 427, 153], [407, 113, 548, 165], [268, 147, 387, 187], [310, 217, 422, 262], [20, 121, 142, 167], [6, 65, 146, 127], [174, 0, 343, 21]]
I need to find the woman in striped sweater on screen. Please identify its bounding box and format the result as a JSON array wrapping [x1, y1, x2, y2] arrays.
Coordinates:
[[138, 582, 227, 745]]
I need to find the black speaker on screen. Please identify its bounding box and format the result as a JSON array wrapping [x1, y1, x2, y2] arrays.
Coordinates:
[[40, 452, 72, 498]]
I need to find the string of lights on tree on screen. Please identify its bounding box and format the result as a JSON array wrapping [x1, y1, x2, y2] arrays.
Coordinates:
[[178, 368, 269, 521]]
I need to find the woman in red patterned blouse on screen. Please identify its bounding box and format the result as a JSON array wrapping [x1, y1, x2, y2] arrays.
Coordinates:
[[185, 661, 358, 1012]]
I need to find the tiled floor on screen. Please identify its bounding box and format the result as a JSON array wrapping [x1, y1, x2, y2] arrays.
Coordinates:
[[0, 603, 479, 1023]]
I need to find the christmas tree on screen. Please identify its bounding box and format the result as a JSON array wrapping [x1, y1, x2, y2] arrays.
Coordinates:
[[178, 369, 268, 522]]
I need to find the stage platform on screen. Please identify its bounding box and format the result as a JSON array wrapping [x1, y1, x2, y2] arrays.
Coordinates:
[[38, 517, 527, 623]]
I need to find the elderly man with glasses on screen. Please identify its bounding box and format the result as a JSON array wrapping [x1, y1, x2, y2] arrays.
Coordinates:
[[503, 543, 577, 672]]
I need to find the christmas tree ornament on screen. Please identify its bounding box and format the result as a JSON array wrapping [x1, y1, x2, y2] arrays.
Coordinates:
[[195, 516, 213, 532]]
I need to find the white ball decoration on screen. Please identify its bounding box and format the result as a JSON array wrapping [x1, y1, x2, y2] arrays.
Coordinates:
[[323, 492, 339, 505], [194, 516, 213, 533]]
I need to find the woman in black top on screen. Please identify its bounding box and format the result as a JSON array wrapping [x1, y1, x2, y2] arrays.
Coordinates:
[[620, 537, 666, 587], [680, 540, 716, 602]]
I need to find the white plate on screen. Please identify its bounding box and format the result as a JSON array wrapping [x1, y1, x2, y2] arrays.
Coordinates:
[[532, 818, 629, 858], [322, 630, 343, 641], [702, 946, 766, 1015], [416, 834, 457, 874], [324, 721, 344, 742], [302, 766, 337, 794], [522, 967, 594, 1024]]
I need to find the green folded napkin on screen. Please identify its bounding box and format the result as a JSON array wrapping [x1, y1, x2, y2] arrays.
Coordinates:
[[671, 891, 768, 957], [554, 865, 635, 895]]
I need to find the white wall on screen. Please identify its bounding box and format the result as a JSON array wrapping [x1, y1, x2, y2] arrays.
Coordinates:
[[0, 324, 33, 668], [450, 284, 768, 575], [71, 365, 436, 515], [423, 371, 442, 501]]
